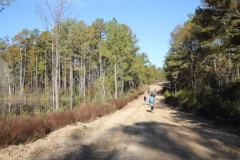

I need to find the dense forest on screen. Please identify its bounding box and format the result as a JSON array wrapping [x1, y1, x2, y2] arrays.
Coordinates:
[[164, 0, 240, 119], [0, 0, 239, 149], [0, 17, 163, 112], [0, 0, 166, 145]]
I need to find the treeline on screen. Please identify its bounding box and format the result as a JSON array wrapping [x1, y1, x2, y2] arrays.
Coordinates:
[[0, 18, 164, 110], [164, 0, 240, 119]]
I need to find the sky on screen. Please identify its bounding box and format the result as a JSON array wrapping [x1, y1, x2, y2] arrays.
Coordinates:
[[0, 0, 202, 68]]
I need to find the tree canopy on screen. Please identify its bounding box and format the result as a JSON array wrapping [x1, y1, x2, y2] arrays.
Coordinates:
[[0, 0, 13, 12], [164, 0, 240, 118], [0, 17, 164, 109]]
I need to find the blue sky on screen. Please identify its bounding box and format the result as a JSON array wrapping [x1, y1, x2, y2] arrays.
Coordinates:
[[0, 0, 201, 68]]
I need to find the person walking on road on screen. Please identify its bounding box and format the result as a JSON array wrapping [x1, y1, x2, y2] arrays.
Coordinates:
[[149, 94, 155, 112], [144, 95, 147, 105]]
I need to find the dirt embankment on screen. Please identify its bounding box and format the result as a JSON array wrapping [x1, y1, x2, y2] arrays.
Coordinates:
[[0, 84, 239, 160]]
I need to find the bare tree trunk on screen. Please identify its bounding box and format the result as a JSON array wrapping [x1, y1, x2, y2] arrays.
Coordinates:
[[89, 66, 91, 103], [8, 81, 11, 98], [190, 55, 196, 89], [121, 75, 124, 94], [64, 67, 67, 94], [36, 0, 74, 110], [114, 55, 117, 99], [31, 71, 33, 90], [52, 33, 55, 110], [35, 52, 39, 94], [102, 73, 105, 98], [83, 58, 86, 103], [23, 47, 27, 95], [19, 47, 23, 97], [44, 48, 47, 95], [213, 54, 220, 85], [228, 53, 232, 83], [237, 66, 240, 79], [78, 57, 82, 96], [174, 81, 177, 96], [3, 66, 11, 98], [69, 52, 73, 109], [99, 54, 102, 77], [79, 55, 83, 98], [59, 58, 61, 94], [214, 54, 217, 72], [55, 37, 59, 110], [100, 55, 106, 98]]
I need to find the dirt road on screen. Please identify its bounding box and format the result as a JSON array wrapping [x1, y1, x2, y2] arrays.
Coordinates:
[[0, 85, 239, 160]]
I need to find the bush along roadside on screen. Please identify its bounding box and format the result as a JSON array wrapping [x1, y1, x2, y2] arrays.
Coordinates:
[[0, 90, 144, 149], [162, 85, 240, 126]]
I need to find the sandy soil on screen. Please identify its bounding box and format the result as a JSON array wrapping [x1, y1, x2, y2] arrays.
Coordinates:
[[0, 84, 239, 160]]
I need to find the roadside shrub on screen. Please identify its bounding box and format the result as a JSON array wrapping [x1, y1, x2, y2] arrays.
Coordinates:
[[164, 90, 171, 97], [198, 82, 240, 119], [160, 86, 168, 94], [107, 98, 128, 110], [221, 100, 240, 119], [0, 116, 47, 147], [164, 96, 179, 108], [162, 87, 179, 107], [176, 90, 199, 112], [0, 90, 143, 148]]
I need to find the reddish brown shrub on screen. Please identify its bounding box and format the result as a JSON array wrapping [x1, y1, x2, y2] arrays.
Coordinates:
[[0, 118, 10, 147], [0, 91, 142, 148], [107, 98, 129, 110], [5, 117, 45, 145]]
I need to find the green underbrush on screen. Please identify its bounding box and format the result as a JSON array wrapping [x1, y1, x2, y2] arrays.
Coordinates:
[[163, 82, 240, 121]]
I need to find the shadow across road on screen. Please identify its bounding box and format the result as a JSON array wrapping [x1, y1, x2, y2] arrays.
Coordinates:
[[57, 86, 240, 160], [59, 120, 240, 160]]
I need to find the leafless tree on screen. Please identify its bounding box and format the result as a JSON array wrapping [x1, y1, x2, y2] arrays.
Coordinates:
[[35, 0, 74, 110]]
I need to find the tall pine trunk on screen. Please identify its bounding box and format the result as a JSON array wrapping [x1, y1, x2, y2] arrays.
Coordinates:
[[83, 55, 86, 103], [237, 66, 240, 79], [114, 55, 117, 99], [23, 47, 26, 95], [121, 74, 124, 94], [51, 32, 55, 109], [3, 66, 11, 98], [44, 48, 47, 95], [64, 67, 67, 94], [19, 47, 23, 97], [190, 54, 196, 89], [35, 52, 38, 94], [214, 54, 217, 72], [69, 52, 73, 109], [228, 53, 232, 83], [55, 40, 59, 110]]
